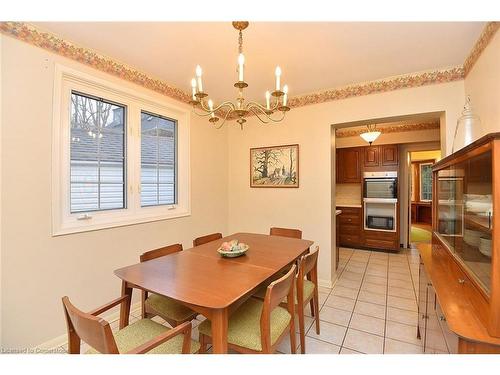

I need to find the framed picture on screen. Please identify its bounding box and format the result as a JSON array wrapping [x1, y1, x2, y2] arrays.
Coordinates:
[[250, 144, 299, 188]]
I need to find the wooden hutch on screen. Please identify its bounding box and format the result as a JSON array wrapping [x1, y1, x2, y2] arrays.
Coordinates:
[[417, 132, 500, 353]]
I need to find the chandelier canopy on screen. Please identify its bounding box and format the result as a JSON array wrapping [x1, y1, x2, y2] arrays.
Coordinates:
[[189, 21, 290, 129], [359, 124, 381, 145]]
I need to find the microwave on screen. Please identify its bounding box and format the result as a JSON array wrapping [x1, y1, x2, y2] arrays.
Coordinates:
[[366, 215, 395, 231], [364, 171, 398, 199]]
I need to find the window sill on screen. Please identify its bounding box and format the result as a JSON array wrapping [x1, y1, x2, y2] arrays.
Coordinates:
[[52, 208, 191, 236]]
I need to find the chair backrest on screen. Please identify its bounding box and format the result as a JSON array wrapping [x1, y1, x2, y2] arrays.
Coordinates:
[[140, 243, 183, 262], [299, 246, 319, 279], [269, 227, 302, 239], [193, 232, 223, 247], [62, 296, 118, 354], [260, 264, 296, 351]]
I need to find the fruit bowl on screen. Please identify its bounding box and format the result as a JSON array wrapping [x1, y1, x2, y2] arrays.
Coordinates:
[[217, 239, 249, 258]]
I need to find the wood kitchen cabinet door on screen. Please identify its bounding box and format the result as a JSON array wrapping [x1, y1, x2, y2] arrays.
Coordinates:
[[381, 144, 399, 166], [337, 148, 361, 183], [364, 146, 379, 167]]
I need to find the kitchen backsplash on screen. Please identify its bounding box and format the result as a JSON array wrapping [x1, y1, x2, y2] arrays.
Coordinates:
[[336, 183, 362, 206]]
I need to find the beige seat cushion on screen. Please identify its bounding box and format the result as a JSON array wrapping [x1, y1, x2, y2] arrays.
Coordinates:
[[146, 293, 196, 322], [254, 279, 315, 304], [87, 319, 200, 354], [198, 298, 291, 352]]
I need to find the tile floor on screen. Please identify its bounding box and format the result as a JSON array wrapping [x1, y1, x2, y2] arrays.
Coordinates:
[[59, 246, 423, 354]]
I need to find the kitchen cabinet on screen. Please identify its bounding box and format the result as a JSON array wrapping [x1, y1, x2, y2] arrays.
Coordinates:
[[337, 207, 362, 248], [336, 148, 361, 183], [362, 144, 399, 168]]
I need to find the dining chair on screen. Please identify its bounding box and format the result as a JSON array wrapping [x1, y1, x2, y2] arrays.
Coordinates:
[[140, 244, 198, 327], [62, 296, 200, 354], [193, 232, 223, 247], [198, 264, 297, 354], [269, 227, 302, 239], [253, 246, 320, 354]]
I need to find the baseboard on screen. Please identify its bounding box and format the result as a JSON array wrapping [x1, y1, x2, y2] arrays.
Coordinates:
[[36, 302, 142, 350]]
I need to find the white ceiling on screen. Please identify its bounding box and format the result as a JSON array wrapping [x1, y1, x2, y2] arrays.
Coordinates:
[[33, 22, 485, 104]]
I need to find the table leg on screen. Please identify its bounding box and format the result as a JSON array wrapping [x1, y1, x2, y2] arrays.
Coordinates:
[[210, 308, 228, 354], [119, 281, 133, 329]]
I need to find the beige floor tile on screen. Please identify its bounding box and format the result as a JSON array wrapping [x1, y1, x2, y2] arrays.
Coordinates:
[[295, 314, 314, 334], [306, 321, 347, 346], [345, 265, 366, 274], [388, 285, 416, 299], [388, 278, 414, 290], [384, 338, 423, 354], [386, 306, 418, 326], [349, 258, 369, 265], [340, 347, 364, 354], [303, 337, 341, 354], [349, 313, 385, 336], [339, 270, 364, 282], [368, 258, 388, 266], [388, 272, 413, 282], [275, 332, 301, 353], [332, 285, 359, 300], [319, 305, 352, 327], [325, 294, 356, 312], [385, 321, 421, 346], [318, 286, 332, 294], [343, 328, 384, 354], [364, 275, 388, 285], [366, 263, 388, 271], [361, 281, 387, 295], [336, 278, 362, 290], [389, 266, 410, 275], [387, 295, 418, 312], [365, 268, 387, 277], [353, 300, 386, 319], [319, 292, 329, 305], [357, 290, 386, 306]]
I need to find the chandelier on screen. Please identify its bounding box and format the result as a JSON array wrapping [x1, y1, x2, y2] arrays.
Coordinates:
[[359, 124, 381, 145], [189, 21, 290, 128]]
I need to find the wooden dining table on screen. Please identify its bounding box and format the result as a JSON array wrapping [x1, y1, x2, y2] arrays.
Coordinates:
[[114, 232, 314, 353]]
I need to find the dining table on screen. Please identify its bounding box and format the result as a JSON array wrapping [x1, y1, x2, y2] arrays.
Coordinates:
[[114, 232, 314, 353]]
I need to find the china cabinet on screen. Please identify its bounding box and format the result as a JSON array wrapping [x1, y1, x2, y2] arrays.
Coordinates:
[[417, 132, 500, 353]]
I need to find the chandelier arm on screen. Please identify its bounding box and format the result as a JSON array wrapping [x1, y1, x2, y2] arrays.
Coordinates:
[[213, 106, 234, 129], [247, 104, 286, 123]]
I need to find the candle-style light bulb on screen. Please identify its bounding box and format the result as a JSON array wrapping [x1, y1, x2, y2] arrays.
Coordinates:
[[195, 65, 203, 92], [238, 53, 245, 82], [265, 91, 271, 110], [275, 66, 282, 91], [283, 85, 288, 106], [191, 78, 197, 100], [208, 99, 215, 118]]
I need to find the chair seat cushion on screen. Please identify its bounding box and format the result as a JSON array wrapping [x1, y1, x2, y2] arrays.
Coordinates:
[[254, 279, 316, 304], [198, 298, 291, 352], [146, 293, 197, 322], [87, 319, 200, 354]]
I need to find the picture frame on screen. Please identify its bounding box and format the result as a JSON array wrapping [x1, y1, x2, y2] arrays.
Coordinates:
[[250, 144, 299, 188]]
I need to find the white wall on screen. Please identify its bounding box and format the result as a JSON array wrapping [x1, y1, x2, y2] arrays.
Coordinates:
[[227, 82, 465, 287], [0, 34, 4, 349], [0, 36, 228, 348], [465, 31, 500, 138]]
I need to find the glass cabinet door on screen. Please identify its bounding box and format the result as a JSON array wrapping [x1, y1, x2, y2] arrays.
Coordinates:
[[435, 150, 492, 294]]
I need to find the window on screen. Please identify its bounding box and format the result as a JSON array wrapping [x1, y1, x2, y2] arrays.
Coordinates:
[[52, 64, 190, 235], [70, 92, 126, 212], [420, 163, 433, 201], [140, 112, 177, 207]]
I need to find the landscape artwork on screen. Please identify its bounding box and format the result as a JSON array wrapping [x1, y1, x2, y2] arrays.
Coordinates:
[[250, 144, 299, 188]]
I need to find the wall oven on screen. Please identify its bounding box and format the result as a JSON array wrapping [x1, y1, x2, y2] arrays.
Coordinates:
[[364, 171, 398, 199]]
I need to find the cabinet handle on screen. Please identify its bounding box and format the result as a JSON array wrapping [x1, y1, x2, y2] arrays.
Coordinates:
[[439, 315, 446, 322], [458, 279, 465, 284], [348, 218, 352, 222]]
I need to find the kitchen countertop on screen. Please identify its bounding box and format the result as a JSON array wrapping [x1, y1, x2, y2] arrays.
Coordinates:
[[335, 210, 342, 215]]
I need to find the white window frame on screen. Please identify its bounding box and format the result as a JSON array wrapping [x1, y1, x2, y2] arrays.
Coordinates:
[[419, 162, 433, 202], [52, 64, 190, 236]]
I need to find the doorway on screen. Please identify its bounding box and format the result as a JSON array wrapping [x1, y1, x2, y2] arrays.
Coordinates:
[[409, 150, 441, 245]]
